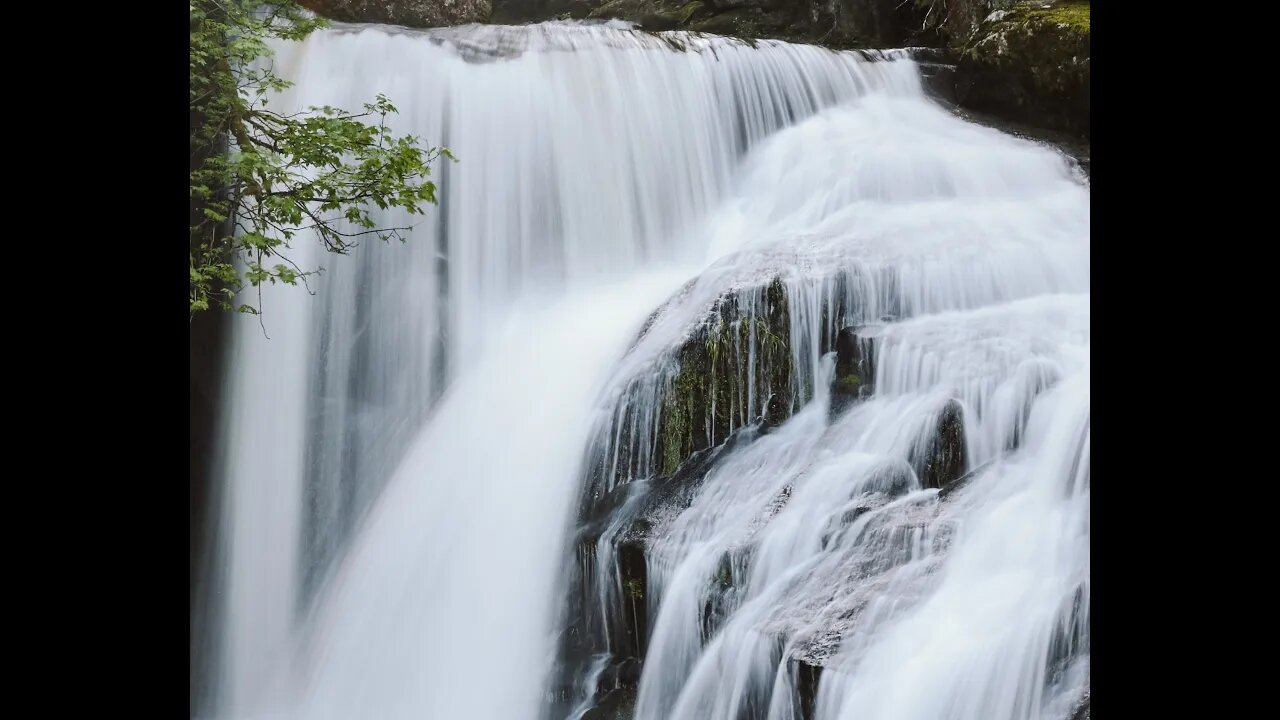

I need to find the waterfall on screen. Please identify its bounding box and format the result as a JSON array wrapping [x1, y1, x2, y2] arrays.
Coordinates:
[[199, 19, 1088, 720]]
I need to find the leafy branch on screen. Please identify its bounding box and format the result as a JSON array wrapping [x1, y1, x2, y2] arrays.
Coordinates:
[[189, 0, 453, 320]]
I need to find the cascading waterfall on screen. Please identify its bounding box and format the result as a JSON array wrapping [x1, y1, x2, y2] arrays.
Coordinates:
[[200, 18, 1087, 720]]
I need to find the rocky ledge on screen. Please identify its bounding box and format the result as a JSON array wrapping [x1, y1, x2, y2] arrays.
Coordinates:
[[296, 0, 1089, 144], [953, 1, 1090, 138], [298, 0, 493, 26]]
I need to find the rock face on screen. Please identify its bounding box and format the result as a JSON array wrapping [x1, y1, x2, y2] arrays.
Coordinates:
[[548, 263, 990, 718], [829, 325, 873, 419], [914, 399, 968, 489], [583, 0, 933, 48], [952, 1, 1090, 137], [298, 0, 492, 27], [308, 0, 938, 48]]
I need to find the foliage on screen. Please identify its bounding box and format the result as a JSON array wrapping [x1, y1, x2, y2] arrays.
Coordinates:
[[190, 0, 452, 319]]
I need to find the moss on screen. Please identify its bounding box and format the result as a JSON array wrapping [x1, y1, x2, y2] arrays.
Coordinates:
[[956, 1, 1090, 137], [835, 374, 862, 392], [657, 277, 793, 476], [624, 578, 645, 600], [714, 555, 733, 589], [678, 0, 703, 25], [587, 0, 652, 20], [963, 1, 1090, 62], [1026, 1, 1089, 34]]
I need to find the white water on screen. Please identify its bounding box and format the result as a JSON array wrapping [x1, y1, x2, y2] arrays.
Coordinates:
[[616, 296, 1088, 720], [203, 19, 1088, 720]]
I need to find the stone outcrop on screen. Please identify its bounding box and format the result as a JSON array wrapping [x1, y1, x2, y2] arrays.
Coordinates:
[[952, 1, 1090, 137], [298, 0, 492, 27], [302, 0, 937, 48]]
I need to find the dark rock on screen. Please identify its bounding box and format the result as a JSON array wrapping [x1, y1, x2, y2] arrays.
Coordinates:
[[866, 460, 913, 496], [952, 1, 1090, 138], [936, 459, 993, 500], [910, 0, 1016, 44], [830, 325, 873, 419], [793, 657, 821, 720], [914, 399, 967, 490], [552, 421, 764, 712], [918, 59, 959, 104], [554, 267, 889, 712], [939, 101, 1090, 180], [762, 392, 789, 429], [1045, 584, 1089, 696], [580, 685, 638, 720], [299, 0, 493, 27], [597, 655, 644, 692], [588, 277, 793, 494], [617, 540, 649, 657]]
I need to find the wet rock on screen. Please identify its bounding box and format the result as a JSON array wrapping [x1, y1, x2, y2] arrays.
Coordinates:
[[952, 1, 1090, 138], [917, 55, 959, 104], [914, 399, 968, 490], [762, 392, 789, 430], [866, 460, 913, 496], [1045, 584, 1089, 695], [598, 655, 643, 692], [936, 459, 993, 500], [1070, 691, 1090, 720], [597, 277, 793, 487], [820, 491, 887, 548], [617, 541, 649, 656], [580, 685, 637, 720], [556, 267, 886, 710], [792, 656, 821, 720], [556, 421, 765, 703], [701, 553, 734, 640], [830, 326, 873, 419]]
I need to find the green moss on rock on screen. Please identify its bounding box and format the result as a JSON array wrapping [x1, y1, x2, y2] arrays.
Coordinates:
[[658, 280, 793, 475], [624, 578, 645, 599], [835, 374, 862, 392], [954, 1, 1090, 137], [678, 1, 703, 24]]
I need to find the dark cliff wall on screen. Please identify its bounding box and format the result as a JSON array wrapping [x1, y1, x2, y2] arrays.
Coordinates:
[[493, 0, 933, 48], [952, 1, 1090, 138], [299, 0, 493, 26]]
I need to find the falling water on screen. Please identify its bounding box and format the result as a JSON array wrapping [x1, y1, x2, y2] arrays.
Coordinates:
[[200, 19, 1087, 720]]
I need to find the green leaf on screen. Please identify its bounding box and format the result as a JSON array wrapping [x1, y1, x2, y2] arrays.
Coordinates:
[[189, 0, 452, 322]]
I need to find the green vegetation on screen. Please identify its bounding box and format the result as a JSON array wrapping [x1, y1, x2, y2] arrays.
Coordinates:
[[1024, 1, 1089, 33], [658, 280, 793, 475], [625, 578, 645, 600], [835, 374, 862, 393], [189, 0, 451, 319]]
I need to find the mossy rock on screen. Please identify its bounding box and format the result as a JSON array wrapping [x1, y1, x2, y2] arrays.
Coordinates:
[[954, 1, 1090, 137], [913, 399, 968, 490], [657, 278, 792, 475]]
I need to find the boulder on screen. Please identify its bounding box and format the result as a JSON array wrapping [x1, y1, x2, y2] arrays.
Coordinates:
[[953, 1, 1090, 138]]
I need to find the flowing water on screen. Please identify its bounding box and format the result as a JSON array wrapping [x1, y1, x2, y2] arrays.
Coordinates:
[[198, 19, 1088, 720]]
